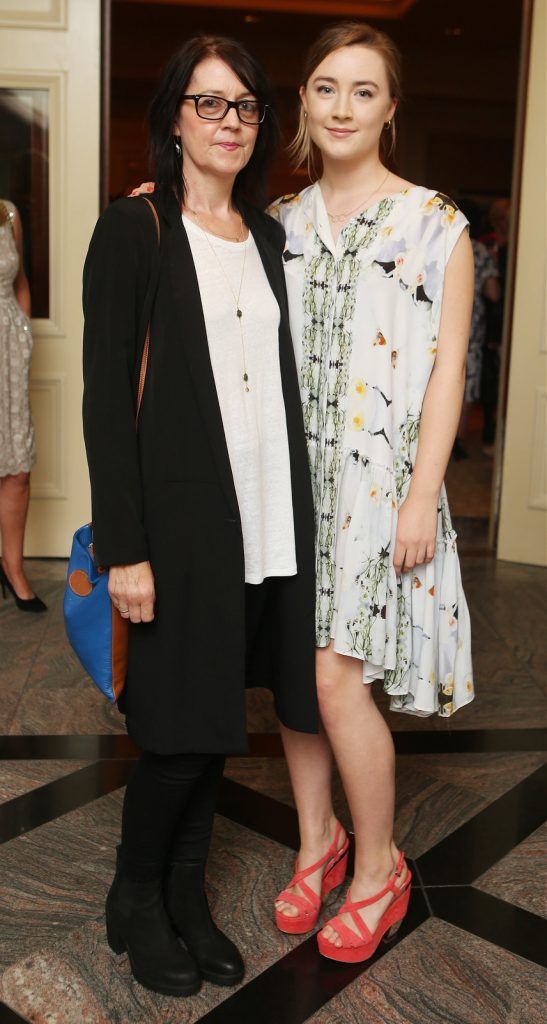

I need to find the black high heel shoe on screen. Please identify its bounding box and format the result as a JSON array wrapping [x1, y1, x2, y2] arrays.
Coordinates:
[[0, 563, 47, 612]]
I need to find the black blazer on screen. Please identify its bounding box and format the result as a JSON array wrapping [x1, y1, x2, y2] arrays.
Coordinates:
[[82, 189, 318, 754]]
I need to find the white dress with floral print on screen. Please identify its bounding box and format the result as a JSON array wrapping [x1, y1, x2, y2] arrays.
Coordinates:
[[268, 183, 474, 718]]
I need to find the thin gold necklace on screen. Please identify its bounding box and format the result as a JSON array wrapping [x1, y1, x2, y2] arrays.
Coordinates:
[[186, 206, 244, 243], [190, 211, 251, 393], [325, 169, 391, 223]]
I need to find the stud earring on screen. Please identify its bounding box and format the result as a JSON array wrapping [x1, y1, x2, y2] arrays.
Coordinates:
[[384, 120, 392, 130], [303, 111, 308, 118], [174, 136, 182, 155]]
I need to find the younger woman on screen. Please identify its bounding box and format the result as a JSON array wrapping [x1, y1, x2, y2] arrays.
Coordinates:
[[269, 21, 474, 963]]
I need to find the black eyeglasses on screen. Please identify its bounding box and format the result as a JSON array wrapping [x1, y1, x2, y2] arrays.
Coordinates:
[[180, 94, 268, 125]]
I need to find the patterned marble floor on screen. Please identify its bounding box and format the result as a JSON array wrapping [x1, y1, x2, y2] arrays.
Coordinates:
[[0, 556, 545, 1024]]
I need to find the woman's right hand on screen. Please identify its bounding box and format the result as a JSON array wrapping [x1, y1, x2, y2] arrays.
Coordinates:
[[108, 561, 155, 623]]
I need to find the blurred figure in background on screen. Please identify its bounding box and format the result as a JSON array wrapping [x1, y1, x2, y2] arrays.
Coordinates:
[[479, 198, 510, 456], [0, 200, 46, 612], [453, 199, 500, 460]]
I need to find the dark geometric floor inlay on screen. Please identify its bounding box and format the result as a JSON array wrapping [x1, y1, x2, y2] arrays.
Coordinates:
[[197, 887, 430, 1024], [428, 887, 547, 970], [1, 727, 546, 759], [417, 762, 547, 884], [0, 1003, 27, 1024], [0, 728, 546, 1023], [0, 761, 134, 844]]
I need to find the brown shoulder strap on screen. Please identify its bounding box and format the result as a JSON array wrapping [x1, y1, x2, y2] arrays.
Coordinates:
[[136, 196, 160, 424]]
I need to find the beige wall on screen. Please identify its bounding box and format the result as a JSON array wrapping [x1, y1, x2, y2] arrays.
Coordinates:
[[0, 0, 101, 555], [498, 0, 547, 566]]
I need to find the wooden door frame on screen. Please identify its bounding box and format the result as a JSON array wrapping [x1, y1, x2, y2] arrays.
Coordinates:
[[100, 0, 111, 210], [488, 0, 535, 549]]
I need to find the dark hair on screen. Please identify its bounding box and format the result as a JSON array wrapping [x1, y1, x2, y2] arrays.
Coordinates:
[[148, 35, 280, 213]]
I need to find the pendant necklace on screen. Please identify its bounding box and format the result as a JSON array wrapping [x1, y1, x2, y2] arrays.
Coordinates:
[[188, 209, 250, 392], [325, 169, 391, 223]]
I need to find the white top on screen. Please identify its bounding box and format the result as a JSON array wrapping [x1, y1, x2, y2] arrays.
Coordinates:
[[182, 214, 297, 584], [268, 183, 474, 718]]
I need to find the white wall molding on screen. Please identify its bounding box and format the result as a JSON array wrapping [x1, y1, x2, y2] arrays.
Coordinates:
[[528, 387, 547, 511], [0, 0, 67, 31], [29, 373, 66, 499]]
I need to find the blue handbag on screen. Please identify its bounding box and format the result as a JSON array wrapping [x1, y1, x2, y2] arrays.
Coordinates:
[[64, 196, 160, 702], [64, 524, 128, 702]]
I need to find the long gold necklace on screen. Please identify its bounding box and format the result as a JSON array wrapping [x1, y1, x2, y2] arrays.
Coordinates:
[[189, 210, 251, 392], [325, 169, 391, 223]]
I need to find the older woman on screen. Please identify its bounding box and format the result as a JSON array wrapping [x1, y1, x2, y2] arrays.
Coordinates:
[[83, 35, 317, 997]]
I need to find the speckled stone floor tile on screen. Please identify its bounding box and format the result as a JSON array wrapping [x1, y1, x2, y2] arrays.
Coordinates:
[[0, 789, 123, 968], [0, 578, 59, 735], [225, 752, 547, 860], [475, 821, 547, 919], [463, 558, 547, 690], [307, 917, 546, 1024], [1, 555, 545, 1023], [1, 564, 122, 737], [396, 751, 547, 801], [25, 559, 69, 582], [0, 813, 304, 1024], [225, 755, 488, 859], [0, 760, 89, 803], [6, 587, 125, 737]]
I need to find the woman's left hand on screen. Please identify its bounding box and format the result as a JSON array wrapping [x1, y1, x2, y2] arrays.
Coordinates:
[[393, 493, 438, 575], [129, 182, 155, 197]]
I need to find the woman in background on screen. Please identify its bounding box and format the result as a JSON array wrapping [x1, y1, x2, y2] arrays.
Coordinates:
[[268, 21, 474, 963], [453, 198, 500, 460], [0, 200, 45, 612]]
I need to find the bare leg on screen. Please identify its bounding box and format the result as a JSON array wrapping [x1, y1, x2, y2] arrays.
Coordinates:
[[0, 473, 35, 599], [316, 644, 406, 948], [275, 720, 346, 918]]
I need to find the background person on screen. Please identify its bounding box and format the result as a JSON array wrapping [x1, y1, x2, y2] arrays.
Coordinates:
[[453, 198, 500, 460], [479, 197, 511, 455], [0, 199, 45, 612]]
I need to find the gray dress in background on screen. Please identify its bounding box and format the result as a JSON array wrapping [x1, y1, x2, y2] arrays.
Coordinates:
[[0, 200, 36, 477]]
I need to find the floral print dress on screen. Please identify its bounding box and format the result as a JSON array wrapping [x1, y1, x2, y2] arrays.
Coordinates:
[[0, 201, 35, 477], [268, 183, 474, 717]]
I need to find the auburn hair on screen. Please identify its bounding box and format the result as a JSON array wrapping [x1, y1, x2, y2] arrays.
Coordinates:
[[289, 21, 403, 178]]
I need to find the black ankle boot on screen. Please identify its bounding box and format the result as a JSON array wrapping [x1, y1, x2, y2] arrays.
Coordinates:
[[165, 860, 244, 986], [106, 848, 201, 997]]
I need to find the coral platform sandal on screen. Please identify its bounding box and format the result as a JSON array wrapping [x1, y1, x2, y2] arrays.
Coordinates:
[[275, 823, 349, 935], [317, 851, 411, 963]]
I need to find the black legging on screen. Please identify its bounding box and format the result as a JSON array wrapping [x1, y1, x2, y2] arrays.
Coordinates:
[[120, 580, 271, 882], [120, 751, 225, 881]]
